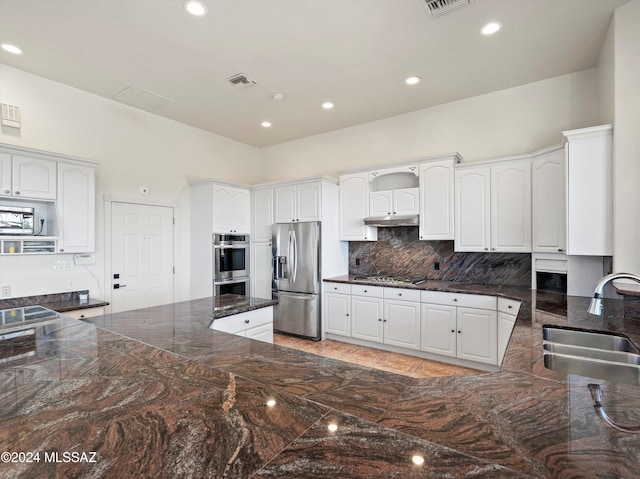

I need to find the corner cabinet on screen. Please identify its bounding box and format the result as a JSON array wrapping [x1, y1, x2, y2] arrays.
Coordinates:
[[57, 162, 96, 253], [1, 153, 57, 200], [339, 172, 377, 241]]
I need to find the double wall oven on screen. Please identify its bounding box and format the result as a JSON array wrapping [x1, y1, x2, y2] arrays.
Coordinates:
[[213, 233, 250, 309]]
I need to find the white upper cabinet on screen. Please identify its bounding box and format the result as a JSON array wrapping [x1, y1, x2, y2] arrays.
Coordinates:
[[274, 181, 321, 223], [339, 173, 377, 241], [532, 146, 565, 253], [455, 167, 491, 251], [563, 125, 613, 256], [212, 184, 250, 234], [455, 159, 531, 253], [1, 154, 57, 200], [490, 160, 531, 252], [0, 152, 11, 196], [251, 187, 274, 243], [57, 162, 95, 253], [370, 188, 419, 216], [419, 159, 454, 240]]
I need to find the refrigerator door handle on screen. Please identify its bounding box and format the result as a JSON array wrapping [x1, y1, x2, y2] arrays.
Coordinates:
[[291, 229, 298, 283], [287, 230, 293, 279]]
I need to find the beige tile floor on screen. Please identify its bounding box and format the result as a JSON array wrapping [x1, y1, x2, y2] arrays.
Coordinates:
[[273, 333, 481, 378]]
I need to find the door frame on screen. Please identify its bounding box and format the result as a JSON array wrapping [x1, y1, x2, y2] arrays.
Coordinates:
[[103, 196, 176, 313]]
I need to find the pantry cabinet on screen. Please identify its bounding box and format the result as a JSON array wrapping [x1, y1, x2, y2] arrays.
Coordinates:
[[251, 187, 274, 243], [252, 242, 273, 299], [455, 158, 531, 253], [274, 181, 321, 223], [339, 173, 377, 241], [212, 184, 250, 234]]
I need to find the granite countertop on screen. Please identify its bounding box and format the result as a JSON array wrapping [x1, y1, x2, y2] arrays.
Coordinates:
[[0, 290, 109, 313], [1, 284, 640, 477], [213, 294, 277, 319]]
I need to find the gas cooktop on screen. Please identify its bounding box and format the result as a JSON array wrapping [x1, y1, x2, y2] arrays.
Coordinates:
[[353, 276, 427, 285]]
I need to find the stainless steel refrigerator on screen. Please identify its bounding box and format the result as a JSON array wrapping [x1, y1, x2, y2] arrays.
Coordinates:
[[272, 222, 321, 340]]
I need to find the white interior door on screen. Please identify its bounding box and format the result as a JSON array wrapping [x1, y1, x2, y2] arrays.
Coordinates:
[[111, 202, 174, 313]]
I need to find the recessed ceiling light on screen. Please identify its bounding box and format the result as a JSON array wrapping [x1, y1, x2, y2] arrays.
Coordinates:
[[405, 76, 421, 86], [482, 22, 501, 35], [184, 1, 207, 17], [322, 102, 334, 110], [261, 121, 272, 128], [271, 93, 285, 102], [1, 44, 23, 55]]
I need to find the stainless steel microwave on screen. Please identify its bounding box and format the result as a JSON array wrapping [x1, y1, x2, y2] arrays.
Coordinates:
[[0, 206, 34, 235]]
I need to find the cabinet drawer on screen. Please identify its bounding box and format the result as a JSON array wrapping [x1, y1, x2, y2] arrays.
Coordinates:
[[351, 284, 384, 298], [421, 291, 496, 310], [325, 282, 351, 295], [211, 308, 273, 334], [63, 307, 105, 320], [383, 287, 421, 302], [498, 297, 521, 315]]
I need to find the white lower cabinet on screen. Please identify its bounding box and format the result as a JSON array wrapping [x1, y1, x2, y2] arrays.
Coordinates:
[[323, 282, 519, 370], [63, 306, 105, 320], [209, 307, 273, 343], [324, 284, 351, 336]]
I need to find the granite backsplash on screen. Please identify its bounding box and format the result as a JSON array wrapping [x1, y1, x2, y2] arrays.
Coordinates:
[[349, 227, 531, 287]]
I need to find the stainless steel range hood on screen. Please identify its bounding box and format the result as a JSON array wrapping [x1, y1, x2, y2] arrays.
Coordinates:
[[363, 214, 419, 227]]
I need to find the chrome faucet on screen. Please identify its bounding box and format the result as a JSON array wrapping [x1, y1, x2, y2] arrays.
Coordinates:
[[587, 272, 640, 315]]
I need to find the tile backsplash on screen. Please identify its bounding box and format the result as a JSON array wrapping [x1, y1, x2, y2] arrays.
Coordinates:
[[349, 227, 531, 287]]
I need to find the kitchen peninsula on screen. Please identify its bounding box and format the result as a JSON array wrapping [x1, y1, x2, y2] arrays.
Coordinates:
[[1, 284, 640, 478]]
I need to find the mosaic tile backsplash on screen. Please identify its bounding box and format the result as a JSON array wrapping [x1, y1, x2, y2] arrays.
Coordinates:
[[349, 227, 531, 287]]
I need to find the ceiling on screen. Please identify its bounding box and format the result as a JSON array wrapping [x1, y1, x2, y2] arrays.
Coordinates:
[[0, 0, 627, 148]]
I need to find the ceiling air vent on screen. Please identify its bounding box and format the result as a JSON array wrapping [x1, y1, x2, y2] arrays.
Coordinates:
[[227, 73, 257, 89], [421, 0, 472, 19]]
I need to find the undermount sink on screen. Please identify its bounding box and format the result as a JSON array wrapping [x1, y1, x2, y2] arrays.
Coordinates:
[[542, 326, 640, 386]]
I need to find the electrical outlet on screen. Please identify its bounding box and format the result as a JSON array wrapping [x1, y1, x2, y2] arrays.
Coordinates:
[[434, 261, 440, 271], [1, 285, 11, 297], [355, 258, 360, 266]]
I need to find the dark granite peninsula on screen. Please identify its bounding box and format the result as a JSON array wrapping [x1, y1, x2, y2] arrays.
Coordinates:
[[1, 287, 640, 477]]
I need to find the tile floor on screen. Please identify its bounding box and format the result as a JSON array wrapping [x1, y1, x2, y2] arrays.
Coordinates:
[[273, 333, 481, 378]]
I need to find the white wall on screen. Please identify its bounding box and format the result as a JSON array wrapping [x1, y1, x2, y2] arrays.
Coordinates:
[[259, 69, 600, 182], [597, 16, 615, 125], [0, 64, 261, 302], [612, 0, 640, 282]]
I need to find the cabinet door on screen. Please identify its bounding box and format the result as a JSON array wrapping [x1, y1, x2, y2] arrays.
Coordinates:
[[339, 173, 377, 241], [455, 167, 490, 252], [532, 149, 565, 253], [252, 242, 273, 299], [0, 152, 11, 197], [57, 163, 95, 253], [232, 188, 251, 233], [456, 307, 497, 365], [324, 292, 351, 336], [252, 188, 274, 242], [212, 184, 234, 232], [420, 303, 457, 357], [491, 160, 531, 252], [245, 323, 274, 343], [420, 160, 454, 240], [351, 296, 384, 343], [12, 155, 57, 200], [274, 185, 296, 223], [370, 191, 393, 216], [296, 182, 321, 222], [383, 299, 420, 350], [393, 188, 419, 215], [497, 312, 516, 365]]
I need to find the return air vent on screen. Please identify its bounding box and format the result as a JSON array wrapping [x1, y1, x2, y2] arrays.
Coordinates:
[[421, 0, 472, 19], [227, 73, 257, 89]]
